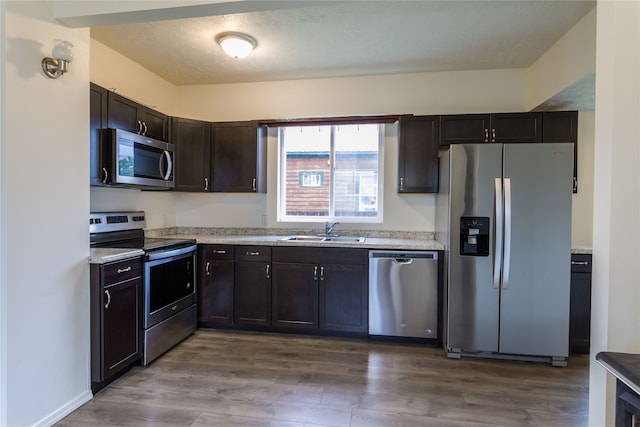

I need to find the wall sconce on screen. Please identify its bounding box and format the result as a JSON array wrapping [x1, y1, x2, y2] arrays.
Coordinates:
[[215, 32, 257, 59], [42, 39, 73, 79]]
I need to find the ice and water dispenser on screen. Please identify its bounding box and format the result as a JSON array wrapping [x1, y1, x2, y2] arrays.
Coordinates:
[[460, 217, 490, 256]]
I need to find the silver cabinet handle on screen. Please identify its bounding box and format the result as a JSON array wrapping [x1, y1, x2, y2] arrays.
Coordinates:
[[246, 251, 260, 256], [571, 261, 589, 266], [213, 250, 226, 254], [252, 178, 257, 192], [492, 128, 496, 142], [142, 122, 148, 135], [101, 167, 108, 184], [137, 120, 143, 134], [104, 289, 111, 309], [204, 177, 209, 191], [117, 266, 132, 274], [320, 266, 325, 281], [484, 129, 489, 142], [205, 261, 211, 276], [266, 264, 270, 279], [399, 177, 404, 191], [313, 265, 318, 281]]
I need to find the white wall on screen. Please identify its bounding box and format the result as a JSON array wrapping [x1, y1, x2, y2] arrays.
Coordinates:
[[572, 111, 595, 247], [2, 1, 92, 425], [589, 2, 640, 426], [527, 8, 596, 110]]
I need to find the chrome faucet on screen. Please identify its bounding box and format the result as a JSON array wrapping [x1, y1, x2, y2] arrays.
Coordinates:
[[324, 221, 339, 237]]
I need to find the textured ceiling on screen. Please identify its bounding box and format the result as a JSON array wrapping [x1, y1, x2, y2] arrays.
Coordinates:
[[91, 1, 595, 104]]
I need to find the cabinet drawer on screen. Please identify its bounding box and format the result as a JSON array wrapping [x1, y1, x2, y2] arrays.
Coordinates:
[[200, 244, 234, 260], [235, 245, 271, 262], [103, 258, 142, 285], [571, 254, 592, 273], [273, 246, 368, 265]]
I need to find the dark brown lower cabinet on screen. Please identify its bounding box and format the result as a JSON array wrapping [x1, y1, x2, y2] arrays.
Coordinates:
[[90, 257, 142, 392], [198, 245, 234, 326], [570, 253, 592, 354], [318, 263, 368, 334], [234, 246, 271, 327], [272, 246, 368, 335], [234, 261, 271, 326], [271, 262, 318, 329]]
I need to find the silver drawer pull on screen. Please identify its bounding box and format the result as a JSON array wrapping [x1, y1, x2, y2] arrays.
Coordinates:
[[247, 251, 260, 256], [213, 250, 227, 254], [571, 261, 589, 266], [117, 266, 132, 274]]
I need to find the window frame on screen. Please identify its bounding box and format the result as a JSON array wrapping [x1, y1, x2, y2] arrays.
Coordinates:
[[276, 122, 385, 224]]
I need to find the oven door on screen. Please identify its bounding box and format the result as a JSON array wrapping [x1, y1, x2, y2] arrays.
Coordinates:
[[144, 245, 197, 329]]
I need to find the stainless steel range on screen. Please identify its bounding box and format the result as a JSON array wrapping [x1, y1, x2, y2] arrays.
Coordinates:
[[90, 211, 197, 365]]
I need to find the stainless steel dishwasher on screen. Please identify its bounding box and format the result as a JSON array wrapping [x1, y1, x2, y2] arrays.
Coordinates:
[[369, 250, 438, 339]]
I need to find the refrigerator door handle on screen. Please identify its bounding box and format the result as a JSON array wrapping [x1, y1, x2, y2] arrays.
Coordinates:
[[493, 178, 503, 289], [502, 178, 512, 289]]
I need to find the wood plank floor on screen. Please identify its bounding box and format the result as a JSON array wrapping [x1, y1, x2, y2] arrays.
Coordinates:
[[57, 330, 589, 427]]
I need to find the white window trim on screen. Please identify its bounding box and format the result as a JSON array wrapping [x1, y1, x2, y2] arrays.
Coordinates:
[[277, 124, 385, 224]]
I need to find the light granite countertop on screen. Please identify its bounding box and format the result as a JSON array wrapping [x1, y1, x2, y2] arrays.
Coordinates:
[[89, 248, 144, 264], [571, 245, 593, 255], [159, 233, 445, 251], [89, 227, 590, 263]]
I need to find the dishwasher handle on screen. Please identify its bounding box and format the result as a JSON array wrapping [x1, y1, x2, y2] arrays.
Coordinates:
[[369, 250, 438, 261]]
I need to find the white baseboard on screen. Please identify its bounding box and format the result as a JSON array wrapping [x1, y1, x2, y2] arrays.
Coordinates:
[[32, 390, 92, 427]]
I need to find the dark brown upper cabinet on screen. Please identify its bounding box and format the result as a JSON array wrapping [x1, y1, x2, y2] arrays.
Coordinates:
[[172, 117, 211, 192], [90, 83, 108, 187], [543, 111, 579, 193], [210, 121, 267, 193], [440, 114, 490, 145], [440, 112, 543, 146], [398, 115, 440, 193], [107, 91, 169, 142]]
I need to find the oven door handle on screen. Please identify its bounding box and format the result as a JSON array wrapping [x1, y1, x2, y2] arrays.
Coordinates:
[[146, 244, 197, 261]]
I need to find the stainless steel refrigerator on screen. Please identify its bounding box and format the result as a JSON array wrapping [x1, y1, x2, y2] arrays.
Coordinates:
[[435, 143, 573, 366]]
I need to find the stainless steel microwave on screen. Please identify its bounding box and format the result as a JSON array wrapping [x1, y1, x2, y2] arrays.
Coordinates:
[[101, 128, 175, 189]]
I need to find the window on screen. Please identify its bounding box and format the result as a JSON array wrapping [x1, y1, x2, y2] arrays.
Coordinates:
[[277, 123, 384, 222]]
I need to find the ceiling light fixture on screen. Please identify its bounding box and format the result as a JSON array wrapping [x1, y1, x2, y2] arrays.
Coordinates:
[[215, 32, 257, 59]]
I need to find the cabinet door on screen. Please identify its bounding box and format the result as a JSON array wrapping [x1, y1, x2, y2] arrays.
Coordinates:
[[172, 117, 211, 192], [107, 92, 141, 135], [543, 111, 579, 193], [398, 115, 440, 193], [570, 253, 591, 354], [490, 112, 542, 143], [271, 262, 318, 329], [90, 83, 108, 186], [141, 108, 169, 142], [234, 261, 271, 326], [440, 114, 490, 146], [319, 263, 368, 334], [102, 278, 141, 378], [569, 273, 591, 354], [198, 259, 234, 325], [211, 122, 266, 193]]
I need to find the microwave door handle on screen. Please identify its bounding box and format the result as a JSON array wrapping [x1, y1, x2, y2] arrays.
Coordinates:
[[159, 150, 172, 181]]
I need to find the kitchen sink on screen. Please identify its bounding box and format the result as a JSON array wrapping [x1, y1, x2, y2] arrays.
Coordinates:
[[281, 235, 366, 243]]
